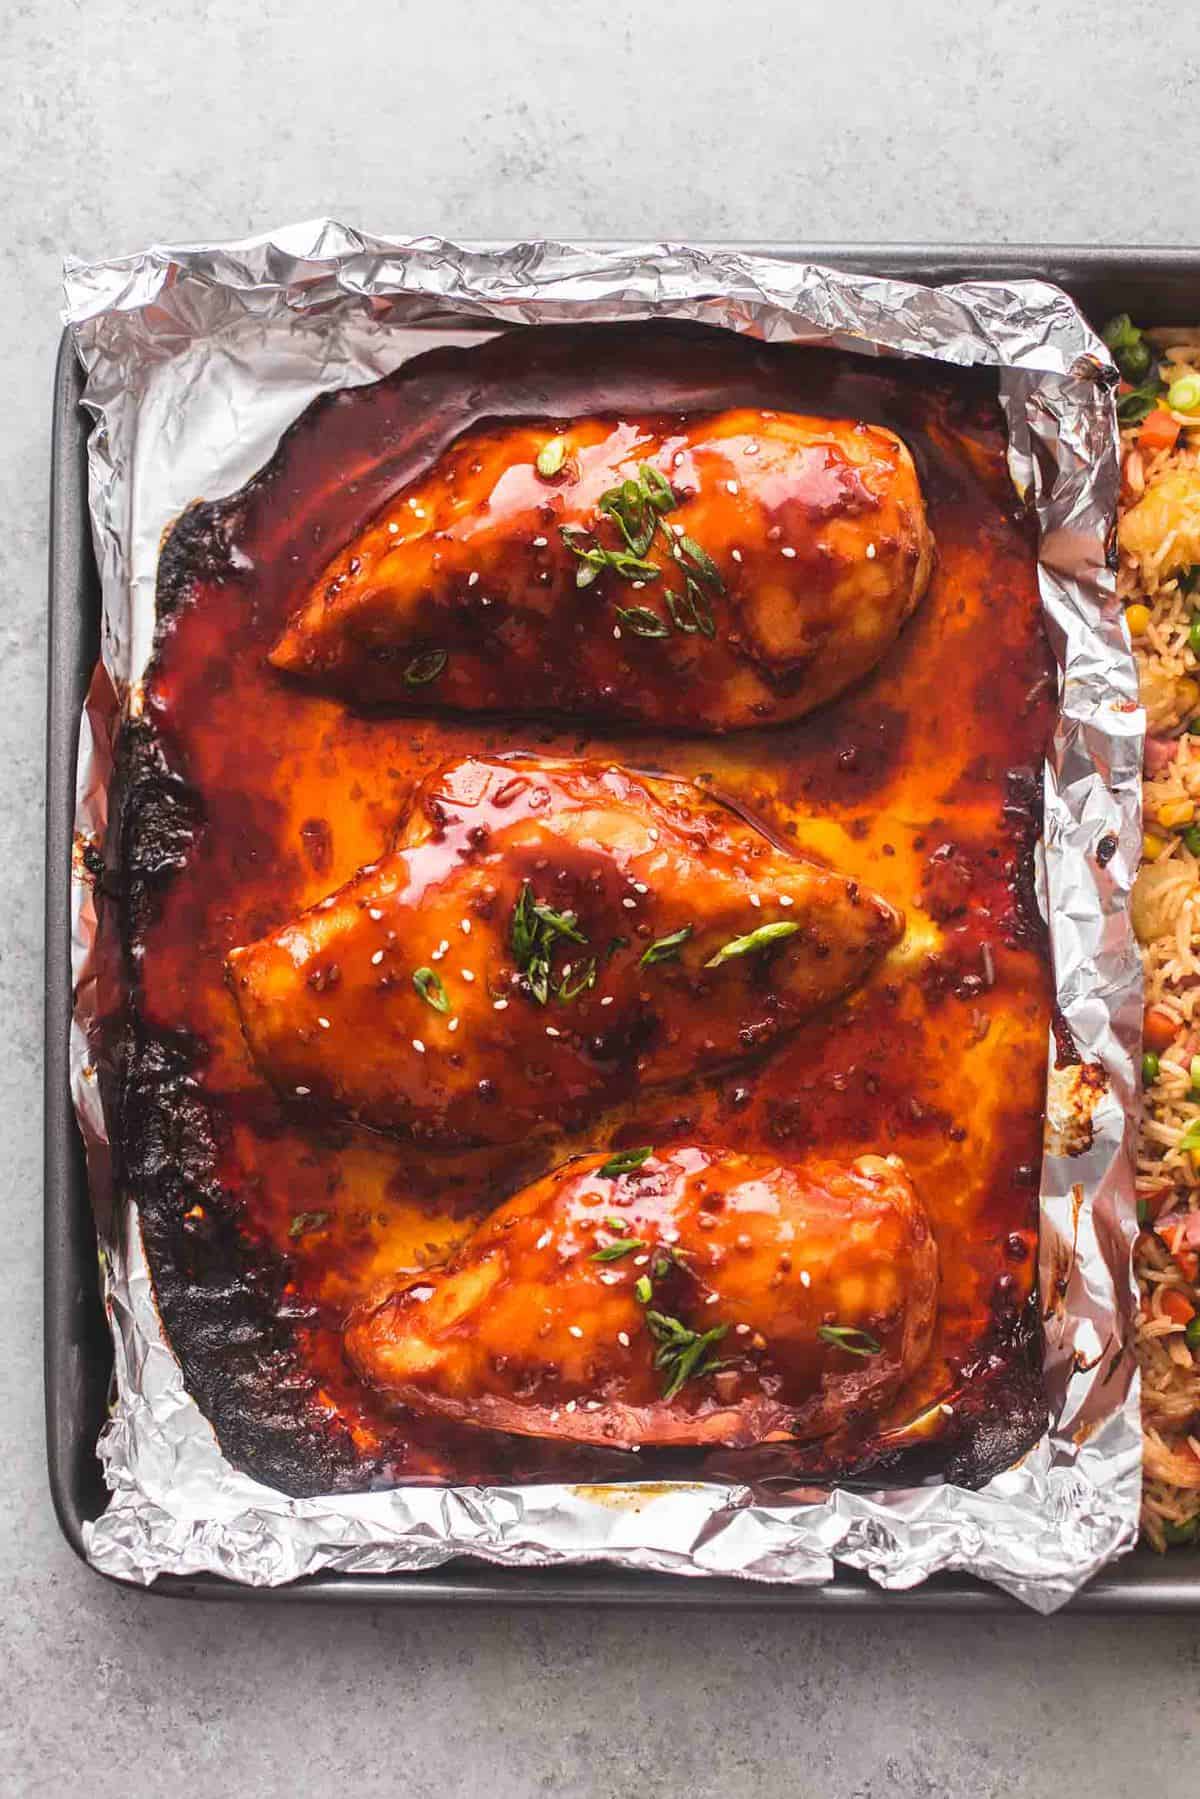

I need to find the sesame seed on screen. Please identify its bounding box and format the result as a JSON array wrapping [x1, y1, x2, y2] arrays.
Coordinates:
[[550, 1408, 561, 1423], [388, 521, 399, 534], [448, 1017, 459, 1032], [361, 864, 378, 875], [493, 998, 508, 1011], [633, 1255, 649, 1267], [673, 451, 684, 468], [565, 1399, 578, 1412], [632, 581, 645, 590], [800, 1270, 811, 1288], [371, 949, 384, 965], [648, 828, 660, 842], [617, 1331, 630, 1347], [749, 893, 761, 908], [536, 1230, 552, 1250], [532, 535, 547, 547], [731, 548, 743, 563], [705, 1292, 720, 1305], [744, 442, 759, 456], [368, 907, 384, 921], [779, 895, 794, 908], [317, 1016, 330, 1029], [726, 480, 739, 495], [781, 546, 796, 559], [320, 897, 336, 910], [941, 1403, 955, 1416], [468, 571, 479, 586], [736, 1324, 750, 1335], [431, 939, 449, 961], [622, 897, 637, 909], [545, 1026, 561, 1038], [866, 543, 876, 560], [413, 507, 426, 519], [600, 996, 614, 1006], [586, 1400, 602, 1411], [672, 522, 685, 536], [569, 1325, 583, 1339], [634, 882, 649, 895], [294, 1085, 310, 1096], [412, 1039, 425, 1054], [460, 919, 471, 935], [613, 626, 622, 639], [462, 969, 475, 982]]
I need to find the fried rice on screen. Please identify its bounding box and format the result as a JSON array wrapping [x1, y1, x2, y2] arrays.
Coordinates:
[[1115, 322, 1200, 1549]]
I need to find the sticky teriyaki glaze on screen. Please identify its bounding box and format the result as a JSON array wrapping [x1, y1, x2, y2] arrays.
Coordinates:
[[113, 323, 1056, 1497]]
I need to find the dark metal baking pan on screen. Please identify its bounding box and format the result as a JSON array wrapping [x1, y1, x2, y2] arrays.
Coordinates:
[[45, 245, 1200, 1607]]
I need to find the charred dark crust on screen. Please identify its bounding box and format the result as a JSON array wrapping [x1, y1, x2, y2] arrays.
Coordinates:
[[115, 717, 205, 935], [118, 1025, 371, 1496]]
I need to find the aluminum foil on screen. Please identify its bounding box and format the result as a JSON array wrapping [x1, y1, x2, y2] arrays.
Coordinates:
[[62, 224, 1143, 1611]]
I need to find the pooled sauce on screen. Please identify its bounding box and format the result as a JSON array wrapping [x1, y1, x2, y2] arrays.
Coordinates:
[[127, 322, 1054, 1493]]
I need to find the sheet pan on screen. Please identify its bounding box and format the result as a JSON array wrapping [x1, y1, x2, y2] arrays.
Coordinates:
[[45, 244, 1200, 1608]]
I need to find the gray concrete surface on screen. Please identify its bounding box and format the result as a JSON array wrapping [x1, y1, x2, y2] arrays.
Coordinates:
[[3, 0, 1199, 1793]]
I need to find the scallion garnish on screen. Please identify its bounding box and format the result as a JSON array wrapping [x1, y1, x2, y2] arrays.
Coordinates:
[[639, 926, 693, 968], [590, 1237, 650, 1263], [288, 1210, 331, 1240], [614, 606, 671, 639], [598, 1145, 653, 1179], [510, 880, 589, 1006], [816, 1324, 882, 1357], [403, 649, 448, 686], [536, 437, 568, 478], [412, 967, 450, 1014], [646, 1310, 730, 1401], [704, 919, 801, 968]]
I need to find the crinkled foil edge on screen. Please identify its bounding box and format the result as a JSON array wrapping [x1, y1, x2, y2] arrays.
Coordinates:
[[61, 226, 1142, 1611]]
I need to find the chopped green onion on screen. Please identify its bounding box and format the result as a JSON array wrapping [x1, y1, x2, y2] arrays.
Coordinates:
[[645, 1311, 730, 1401], [598, 1145, 653, 1179], [675, 535, 724, 594], [704, 919, 801, 968], [1169, 374, 1200, 415], [1162, 1517, 1199, 1544], [1137, 1197, 1149, 1227], [817, 1324, 882, 1357], [1102, 314, 1153, 383], [1178, 1119, 1200, 1154], [614, 605, 671, 639], [1142, 1051, 1161, 1086], [590, 1237, 650, 1263], [1186, 1316, 1200, 1349], [412, 967, 450, 1014], [403, 649, 448, 686], [639, 926, 693, 968], [556, 957, 597, 1002], [1190, 1056, 1200, 1095], [1183, 827, 1200, 857], [1117, 378, 1165, 427], [1188, 719, 1200, 737], [634, 1275, 653, 1304], [1188, 617, 1200, 658], [289, 1210, 331, 1240], [535, 437, 568, 478], [639, 462, 677, 514]]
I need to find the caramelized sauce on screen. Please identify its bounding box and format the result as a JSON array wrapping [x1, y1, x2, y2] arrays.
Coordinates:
[[133, 323, 1054, 1488]]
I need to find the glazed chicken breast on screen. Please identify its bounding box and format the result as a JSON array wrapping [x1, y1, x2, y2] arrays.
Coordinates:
[[269, 408, 933, 731], [345, 1144, 939, 1449], [226, 755, 902, 1147]]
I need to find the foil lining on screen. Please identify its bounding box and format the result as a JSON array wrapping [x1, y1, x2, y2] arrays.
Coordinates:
[[62, 224, 1142, 1611]]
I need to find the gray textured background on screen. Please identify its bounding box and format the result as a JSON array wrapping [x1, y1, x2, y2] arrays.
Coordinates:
[[4, 0, 1199, 1793]]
